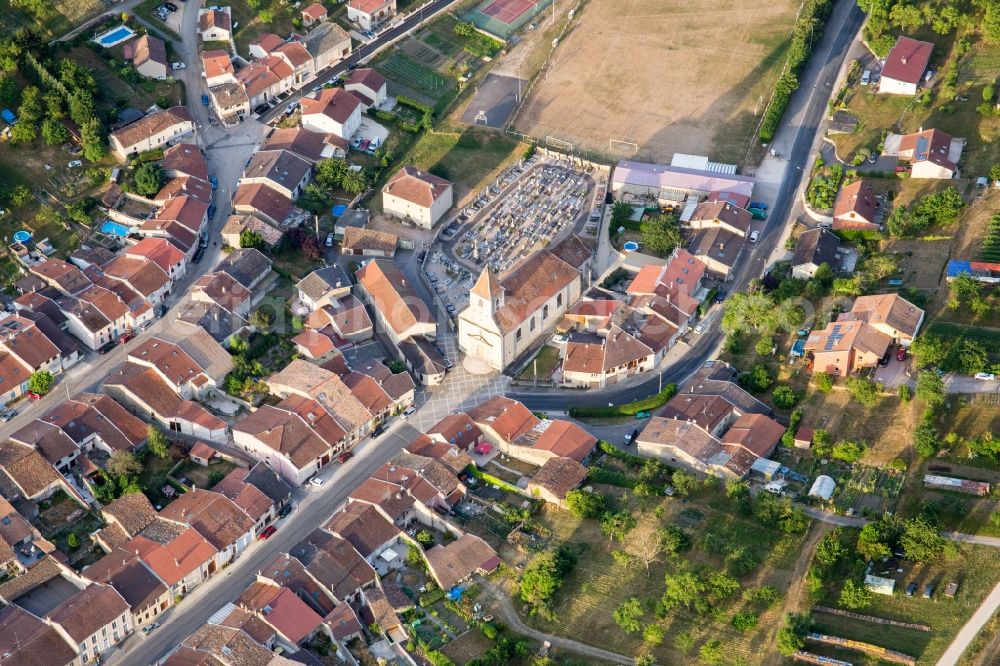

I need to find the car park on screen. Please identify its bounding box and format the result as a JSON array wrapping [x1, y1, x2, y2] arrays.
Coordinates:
[[258, 525, 277, 540]]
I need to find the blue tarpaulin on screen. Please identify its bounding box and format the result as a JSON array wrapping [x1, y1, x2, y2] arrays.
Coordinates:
[[946, 259, 971, 278], [1, 109, 15, 124], [331, 204, 347, 218], [447, 586, 465, 601]]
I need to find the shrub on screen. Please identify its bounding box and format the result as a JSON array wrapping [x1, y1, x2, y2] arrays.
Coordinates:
[[731, 610, 759, 632], [569, 384, 676, 418], [564, 489, 605, 518], [814, 372, 835, 393], [772, 385, 800, 409], [831, 440, 867, 463], [397, 95, 433, 115], [740, 363, 773, 393]]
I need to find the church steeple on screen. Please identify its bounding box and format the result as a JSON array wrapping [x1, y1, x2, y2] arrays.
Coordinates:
[[470, 267, 503, 313]]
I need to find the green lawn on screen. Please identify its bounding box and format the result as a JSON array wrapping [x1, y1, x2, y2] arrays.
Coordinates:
[[176, 458, 238, 490], [231, 0, 297, 59], [375, 50, 456, 100], [813, 542, 1000, 665], [139, 454, 183, 509], [0, 0, 106, 39], [515, 345, 561, 382]]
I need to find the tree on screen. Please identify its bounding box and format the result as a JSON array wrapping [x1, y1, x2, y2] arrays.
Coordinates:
[[845, 376, 881, 408], [297, 183, 331, 213], [900, 517, 946, 562], [133, 162, 165, 197], [80, 117, 106, 162], [415, 529, 435, 549], [722, 291, 778, 336], [10, 184, 32, 207], [106, 451, 142, 479], [910, 335, 948, 369], [40, 118, 69, 145], [639, 214, 681, 255], [671, 470, 698, 497], [610, 200, 633, 231], [839, 579, 873, 609], [660, 524, 691, 554], [146, 424, 170, 459], [613, 598, 644, 634], [67, 532, 80, 550], [250, 308, 274, 330], [741, 363, 773, 393], [731, 610, 759, 632], [831, 440, 867, 463], [913, 422, 940, 457], [660, 570, 705, 611], [520, 545, 576, 617], [772, 385, 800, 409], [699, 639, 725, 665], [259, 8, 274, 22], [814, 530, 847, 567], [341, 168, 368, 194], [240, 229, 264, 250], [600, 510, 636, 543], [986, 0, 1000, 43], [857, 515, 902, 561], [564, 489, 605, 518], [0, 40, 21, 73], [27, 371, 53, 395], [624, 519, 666, 573], [642, 624, 664, 645], [814, 371, 834, 393], [915, 370, 946, 409], [776, 613, 810, 656], [725, 479, 752, 515], [10, 120, 37, 144]]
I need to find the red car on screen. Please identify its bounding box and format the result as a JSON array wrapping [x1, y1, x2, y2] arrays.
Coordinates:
[[337, 451, 354, 464], [258, 525, 277, 540], [896, 347, 907, 362], [120, 332, 135, 344], [26, 391, 41, 400]]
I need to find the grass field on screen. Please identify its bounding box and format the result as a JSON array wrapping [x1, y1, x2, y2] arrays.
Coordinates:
[[811, 542, 1000, 665], [512, 0, 800, 166], [519, 496, 808, 665], [515, 345, 560, 381], [0, 0, 106, 39]]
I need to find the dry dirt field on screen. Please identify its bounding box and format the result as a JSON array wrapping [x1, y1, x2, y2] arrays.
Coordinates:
[[510, 0, 800, 166]]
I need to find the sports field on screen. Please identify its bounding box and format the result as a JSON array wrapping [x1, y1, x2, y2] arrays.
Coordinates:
[[511, 0, 801, 166]]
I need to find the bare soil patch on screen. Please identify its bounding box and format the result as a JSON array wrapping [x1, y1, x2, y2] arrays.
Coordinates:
[[511, 0, 799, 166]]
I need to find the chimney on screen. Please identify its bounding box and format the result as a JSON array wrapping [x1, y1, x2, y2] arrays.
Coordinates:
[[901, 56, 907, 64]]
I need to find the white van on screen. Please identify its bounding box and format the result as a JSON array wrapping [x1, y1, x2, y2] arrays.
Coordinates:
[[860, 70, 871, 85]]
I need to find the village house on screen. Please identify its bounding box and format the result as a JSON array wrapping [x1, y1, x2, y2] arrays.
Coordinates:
[[127, 525, 219, 598], [355, 259, 436, 346], [325, 502, 404, 574], [288, 528, 378, 604], [459, 250, 582, 371], [221, 214, 284, 250], [687, 226, 744, 279], [0, 605, 80, 666], [216, 247, 274, 293], [302, 21, 352, 71], [345, 68, 387, 110], [159, 489, 257, 567], [132, 34, 168, 80], [233, 182, 293, 227], [685, 199, 752, 237], [125, 237, 188, 282], [240, 149, 313, 200], [272, 41, 316, 86], [804, 319, 892, 376], [212, 464, 284, 533], [306, 294, 374, 344], [233, 580, 327, 650], [301, 2, 328, 25], [0, 312, 79, 378], [423, 534, 499, 591], [840, 292, 925, 346], [347, 0, 396, 31], [109, 107, 194, 160], [265, 359, 374, 443], [191, 271, 253, 320], [561, 325, 655, 389], [300, 87, 362, 139], [202, 50, 236, 86], [46, 583, 133, 664], [340, 226, 397, 257], [236, 56, 293, 109], [209, 82, 251, 125], [263, 126, 346, 163], [526, 456, 588, 506], [198, 7, 233, 41], [791, 227, 840, 279], [381, 166, 454, 229], [832, 179, 880, 230], [890, 127, 963, 179], [296, 265, 353, 311], [878, 36, 933, 96]]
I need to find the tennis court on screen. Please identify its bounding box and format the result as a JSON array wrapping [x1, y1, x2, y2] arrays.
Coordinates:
[[463, 0, 553, 39]]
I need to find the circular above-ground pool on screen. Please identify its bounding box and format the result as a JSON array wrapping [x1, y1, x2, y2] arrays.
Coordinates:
[[623, 241, 640, 252], [12, 230, 31, 243], [331, 204, 347, 217]]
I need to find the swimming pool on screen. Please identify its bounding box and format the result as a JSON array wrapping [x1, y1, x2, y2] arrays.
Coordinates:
[[623, 241, 640, 252], [94, 25, 136, 48], [101, 220, 131, 237], [12, 230, 31, 243]]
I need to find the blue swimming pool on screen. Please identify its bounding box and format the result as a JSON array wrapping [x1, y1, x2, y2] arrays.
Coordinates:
[[331, 204, 347, 217], [623, 241, 640, 252], [95, 25, 136, 48], [12, 230, 31, 243], [101, 220, 130, 237]]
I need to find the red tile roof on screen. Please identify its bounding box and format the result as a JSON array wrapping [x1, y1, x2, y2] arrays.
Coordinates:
[[300, 87, 361, 124], [882, 36, 933, 85], [382, 165, 452, 208]]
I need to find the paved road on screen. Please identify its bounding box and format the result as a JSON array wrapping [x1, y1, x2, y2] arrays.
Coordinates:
[[108, 418, 421, 665], [509, 0, 868, 411], [935, 582, 1000, 666]]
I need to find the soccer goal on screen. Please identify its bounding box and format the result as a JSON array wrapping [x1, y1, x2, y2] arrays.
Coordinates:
[[609, 138, 638, 156], [545, 135, 574, 152]]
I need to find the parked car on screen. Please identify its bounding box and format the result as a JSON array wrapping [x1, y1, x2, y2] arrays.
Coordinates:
[[714, 290, 726, 303], [895, 165, 911, 173], [142, 622, 160, 636], [258, 525, 277, 540], [119, 332, 135, 345], [370, 425, 385, 439], [210, 175, 218, 190], [98, 341, 117, 355], [905, 582, 917, 596], [749, 229, 760, 243], [308, 476, 325, 487], [923, 584, 935, 599], [171, 62, 185, 70], [860, 70, 871, 85], [0, 409, 17, 422], [749, 207, 767, 220], [634, 410, 651, 419], [278, 503, 293, 518], [869, 151, 878, 164], [896, 347, 907, 362], [207, 204, 217, 219], [164, 2, 178, 9], [325, 232, 334, 247], [337, 451, 354, 463], [67, 160, 82, 168], [693, 322, 705, 334], [975, 372, 996, 381], [192, 246, 205, 263], [749, 201, 768, 211], [624, 429, 638, 446], [403, 406, 417, 418], [201, 93, 210, 106]]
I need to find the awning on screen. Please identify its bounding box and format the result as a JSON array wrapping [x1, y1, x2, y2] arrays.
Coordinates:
[[379, 547, 400, 563]]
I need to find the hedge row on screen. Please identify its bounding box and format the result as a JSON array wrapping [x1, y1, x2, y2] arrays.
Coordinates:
[[465, 464, 521, 495], [597, 440, 646, 468], [759, 0, 834, 142], [587, 466, 636, 488], [397, 95, 433, 115], [569, 383, 677, 418]]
